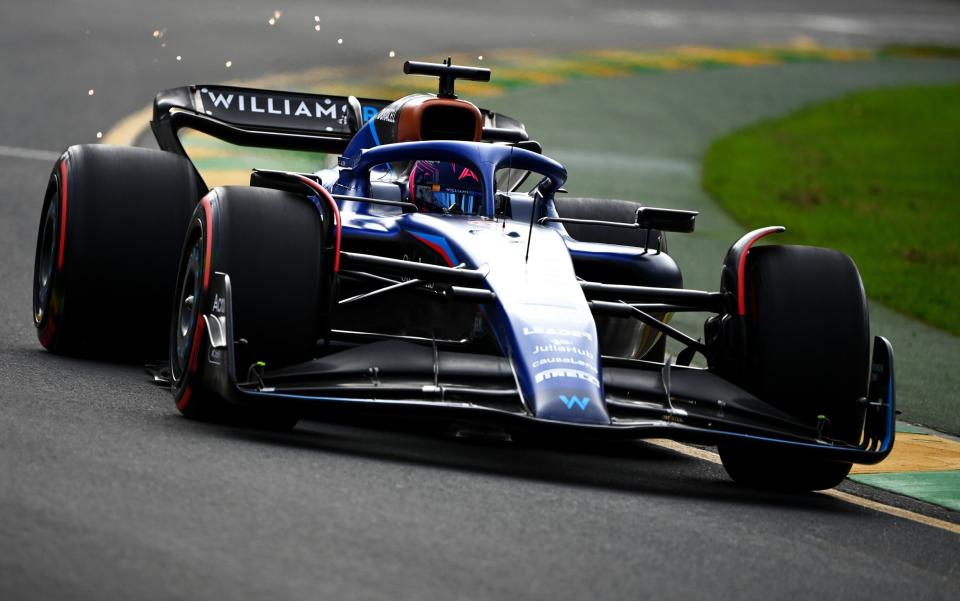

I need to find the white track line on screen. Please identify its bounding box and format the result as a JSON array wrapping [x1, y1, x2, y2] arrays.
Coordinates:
[[0, 145, 61, 162]]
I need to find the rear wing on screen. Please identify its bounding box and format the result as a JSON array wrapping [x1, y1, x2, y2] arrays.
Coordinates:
[[151, 84, 528, 158]]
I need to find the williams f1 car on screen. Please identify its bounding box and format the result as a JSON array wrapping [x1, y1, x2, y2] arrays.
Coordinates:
[[32, 59, 895, 491]]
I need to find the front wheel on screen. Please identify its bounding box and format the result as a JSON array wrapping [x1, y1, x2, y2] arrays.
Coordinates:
[[718, 245, 869, 491], [719, 445, 852, 492], [169, 186, 331, 428]]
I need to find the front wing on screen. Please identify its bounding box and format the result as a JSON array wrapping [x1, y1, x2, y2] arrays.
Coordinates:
[[201, 273, 895, 464]]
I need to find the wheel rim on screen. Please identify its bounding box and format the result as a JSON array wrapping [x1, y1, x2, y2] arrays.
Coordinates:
[[33, 178, 59, 325], [171, 237, 202, 382]]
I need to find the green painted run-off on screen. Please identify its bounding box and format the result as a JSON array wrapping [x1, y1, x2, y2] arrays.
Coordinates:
[[850, 471, 960, 512]]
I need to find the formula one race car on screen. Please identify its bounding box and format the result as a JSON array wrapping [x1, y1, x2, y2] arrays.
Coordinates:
[[32, 59, 895, 491]]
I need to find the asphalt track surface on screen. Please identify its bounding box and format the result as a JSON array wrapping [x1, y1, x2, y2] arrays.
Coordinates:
[[2, 1, 959, 599]]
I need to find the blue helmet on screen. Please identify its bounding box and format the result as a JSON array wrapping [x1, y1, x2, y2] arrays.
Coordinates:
[[408, 161, 484, 215]]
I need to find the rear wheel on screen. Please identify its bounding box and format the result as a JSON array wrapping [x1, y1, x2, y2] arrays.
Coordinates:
[[170, 186, 331, 429], [718, 245, 870, 491], [552, 196, 666, 251], [33, 145, 199, 358], [553, 196, 669, 361]]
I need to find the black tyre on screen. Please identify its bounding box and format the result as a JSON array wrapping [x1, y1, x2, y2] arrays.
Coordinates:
[[33, 145, 200, 358], [719, 445, 855, 492], [553, 196, 666, 251], [169, 186, 329, 427], [718, 245, 870, 491]]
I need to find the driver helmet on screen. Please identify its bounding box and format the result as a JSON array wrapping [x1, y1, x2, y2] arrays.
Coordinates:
[[408, 161, 483, 215]]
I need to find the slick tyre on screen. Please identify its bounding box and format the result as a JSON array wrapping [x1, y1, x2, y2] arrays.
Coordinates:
[[718, 245, 870, 491], [553, 197, 666, 251], [170, 186, 329, 428], [33, 145, 199, 358], [554, 196, 669, 361], [719, 446, 854, 492]]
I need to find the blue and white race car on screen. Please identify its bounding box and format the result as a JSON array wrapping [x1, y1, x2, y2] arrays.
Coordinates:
[[32, 60, 895, 491]]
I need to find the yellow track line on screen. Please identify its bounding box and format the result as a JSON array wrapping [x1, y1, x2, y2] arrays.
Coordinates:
[[102, 105, 152, 146], [850, 432, 960, 474], [647, 439, 960, 535]]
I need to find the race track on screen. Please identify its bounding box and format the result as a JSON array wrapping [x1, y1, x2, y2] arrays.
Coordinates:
[[1, 1, 959, 599]]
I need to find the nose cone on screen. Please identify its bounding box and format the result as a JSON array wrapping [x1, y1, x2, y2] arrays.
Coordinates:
[[429, 215, 610, 425], [510, 308, 610, 425]]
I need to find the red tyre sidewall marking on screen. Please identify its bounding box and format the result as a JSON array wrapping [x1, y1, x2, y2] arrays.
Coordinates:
[[177, 385, 193, 412], [295, 175, 341, 273], [201, 196, 213, 289], [737, 229, 781, 316], [177, 197, 214, 411], [177, 317, 206, 412], [187, 318, 207, 375], [57, 160, 68, 270], [39, 159, 68, 348]]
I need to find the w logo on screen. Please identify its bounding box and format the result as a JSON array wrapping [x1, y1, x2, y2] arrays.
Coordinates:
[[559, 395, 590, 410]]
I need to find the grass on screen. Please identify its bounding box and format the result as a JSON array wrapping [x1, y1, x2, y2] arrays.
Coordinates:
[[880, 44, 960, 60], [703, 83, 960, 335], [179, 129, 332, 187]]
